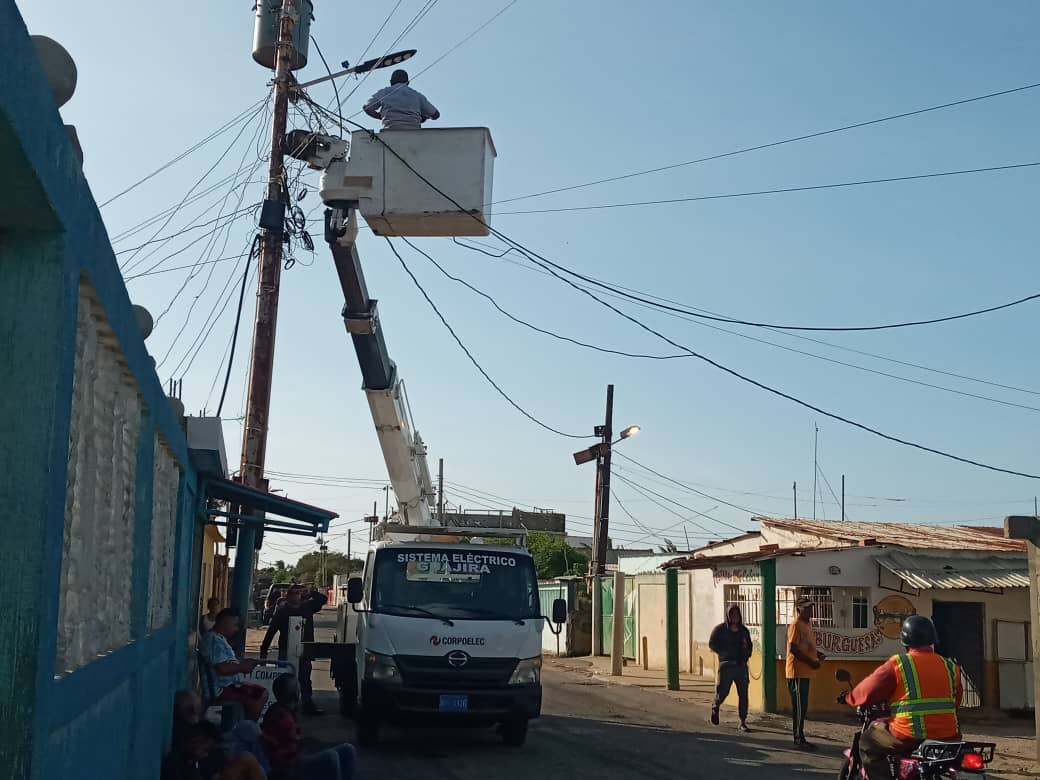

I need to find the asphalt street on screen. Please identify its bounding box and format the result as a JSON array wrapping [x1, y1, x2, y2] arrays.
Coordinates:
[[298, 608, 842, 780]]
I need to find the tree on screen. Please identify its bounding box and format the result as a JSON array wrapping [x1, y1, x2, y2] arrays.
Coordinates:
[[526, 532, 588, 579], [292, 551, 363, 587]]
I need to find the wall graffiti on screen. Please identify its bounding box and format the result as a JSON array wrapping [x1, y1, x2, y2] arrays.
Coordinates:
[[873, 594, 916, 640], [814, 627, 885, 655], [713, 566, 760, 585]]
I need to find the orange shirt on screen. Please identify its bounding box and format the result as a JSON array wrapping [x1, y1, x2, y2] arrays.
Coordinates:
[[786, 618, 818, 679]]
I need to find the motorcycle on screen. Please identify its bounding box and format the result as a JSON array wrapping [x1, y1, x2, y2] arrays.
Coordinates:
[[834, 667, 995, 780]]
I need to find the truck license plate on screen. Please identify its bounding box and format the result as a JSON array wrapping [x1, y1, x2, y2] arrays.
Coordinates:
[[439, 694, 468, 712]]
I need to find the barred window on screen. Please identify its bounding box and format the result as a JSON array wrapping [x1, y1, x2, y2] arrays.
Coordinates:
[[777, 586, 835, 628], [724, 584, 761, 627]]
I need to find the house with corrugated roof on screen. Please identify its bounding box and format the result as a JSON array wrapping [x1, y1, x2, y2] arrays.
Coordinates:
[[655, 517, 1030, 717]]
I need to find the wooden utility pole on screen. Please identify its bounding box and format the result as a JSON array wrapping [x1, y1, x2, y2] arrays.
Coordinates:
[[793, 481, 797, 519], [593, 384, 614, 576], [437, 458, 445, 523], [229, 0, 297, 647], [1004, 515, 1040, 764]]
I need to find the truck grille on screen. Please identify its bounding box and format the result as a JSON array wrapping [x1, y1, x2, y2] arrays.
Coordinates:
[[394, 654, 518, 688]]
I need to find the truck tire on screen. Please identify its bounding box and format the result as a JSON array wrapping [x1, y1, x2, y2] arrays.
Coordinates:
[[501, 717, 528, 747], [338, 685, 355, 718], [356, 714, 380, 747]]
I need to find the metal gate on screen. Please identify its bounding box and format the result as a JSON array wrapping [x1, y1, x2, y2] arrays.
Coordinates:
[[601, 577, 636, 658], [996, 620, 1033, 711]]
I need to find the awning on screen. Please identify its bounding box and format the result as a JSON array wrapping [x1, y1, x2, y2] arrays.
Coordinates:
[[874, 550, 1028, 590], [200, 477, 338, 538]]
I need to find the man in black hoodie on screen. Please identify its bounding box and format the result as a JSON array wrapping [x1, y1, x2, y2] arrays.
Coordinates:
[[709, 604, 754, 732]]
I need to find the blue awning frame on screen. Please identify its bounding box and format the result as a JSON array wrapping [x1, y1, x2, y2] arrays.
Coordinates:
[[199, 477, 338, 538]]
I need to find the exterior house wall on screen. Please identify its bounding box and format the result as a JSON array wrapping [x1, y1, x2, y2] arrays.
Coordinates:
[[633, 571, 693, 673], [0, 10, 203, 777], [767, 547, 1030, 714]]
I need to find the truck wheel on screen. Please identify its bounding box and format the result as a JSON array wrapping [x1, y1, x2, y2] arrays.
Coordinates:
[[356, 715, 380, 747], [338, 685, 355, 718], [501, 718, 528, 747]]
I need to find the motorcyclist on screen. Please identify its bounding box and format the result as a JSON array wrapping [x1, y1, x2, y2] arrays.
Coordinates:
[[843, 615, 962, 780]]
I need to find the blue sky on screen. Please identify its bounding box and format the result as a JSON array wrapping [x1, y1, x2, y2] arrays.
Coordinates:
[[20, 0, 1040, 563]]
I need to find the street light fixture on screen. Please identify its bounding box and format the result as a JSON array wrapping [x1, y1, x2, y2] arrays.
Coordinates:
[[296, 48, 417, 90]]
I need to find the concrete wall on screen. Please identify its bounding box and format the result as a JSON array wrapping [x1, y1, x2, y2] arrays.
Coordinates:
[[0, 9, 202, 776], [633, 572, 693, 673]]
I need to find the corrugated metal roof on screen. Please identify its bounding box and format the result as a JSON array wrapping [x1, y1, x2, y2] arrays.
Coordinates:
[[758, 517, 1025, 552], [875, 550, 1028, 590]]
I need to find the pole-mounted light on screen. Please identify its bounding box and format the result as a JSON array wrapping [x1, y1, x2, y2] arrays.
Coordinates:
[[296, 49, 417, 90]]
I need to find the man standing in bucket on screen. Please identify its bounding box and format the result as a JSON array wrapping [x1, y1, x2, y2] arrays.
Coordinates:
[[786, 596, 826, 749], [363, 69, 440, 130], [709, 604, 754, 732]]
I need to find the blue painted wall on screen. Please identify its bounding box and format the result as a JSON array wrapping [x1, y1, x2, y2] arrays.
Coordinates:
[[0, 2, 203, 777]]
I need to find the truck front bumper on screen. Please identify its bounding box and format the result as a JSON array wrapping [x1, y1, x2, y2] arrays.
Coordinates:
[[361, 681, 541, 726]]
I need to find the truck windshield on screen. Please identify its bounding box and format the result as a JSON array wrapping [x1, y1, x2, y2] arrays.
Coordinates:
[[371, 548, 540, 621]]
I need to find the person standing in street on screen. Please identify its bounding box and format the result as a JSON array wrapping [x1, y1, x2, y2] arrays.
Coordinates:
[[260, 584, 328, 714], [786, 596, 826, 750], [709, 604, 754, 732]]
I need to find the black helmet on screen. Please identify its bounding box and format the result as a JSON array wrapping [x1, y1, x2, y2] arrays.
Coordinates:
[[900, 615, 936, 648]]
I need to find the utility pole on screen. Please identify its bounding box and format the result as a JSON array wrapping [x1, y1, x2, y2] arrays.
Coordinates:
[[437, 458, 445, 523], [229, 0, 297, 650], [812, 424, 819, 522], [592, 384, 614, 576], [841, 474, 845, 522], [793, 481, 798, 520], [347, 528, 351, 566], [382, 485, 390, 521]]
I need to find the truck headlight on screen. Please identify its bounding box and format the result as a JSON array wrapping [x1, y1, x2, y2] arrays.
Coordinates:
[[508, 656, 542, 685], [364, 652, 403, 685]]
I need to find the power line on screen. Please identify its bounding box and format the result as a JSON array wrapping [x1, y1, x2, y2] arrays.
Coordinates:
[[98, 95, 268, 208], [423, 239, 1040, 414], [400, 237, 683, 360], [491, 161, 1040, 217], [448, 236, 1040, 398], [217, 234, 260, 416], [124, 251, 248, 281], [503, 241, 1040, 332], [116, 102, 268, 271], [614, 472, 744, 534], [360, 127, 1040, 479], [492, 79, 1040, 205], [409, 0, 517, 82], [384, 237, 591, 439]]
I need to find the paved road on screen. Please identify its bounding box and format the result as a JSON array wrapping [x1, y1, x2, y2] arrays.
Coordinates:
[[303, 608, 840, 779]]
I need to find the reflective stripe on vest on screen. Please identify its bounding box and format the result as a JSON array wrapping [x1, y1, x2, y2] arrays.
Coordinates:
[[891, 653, 957, 740]]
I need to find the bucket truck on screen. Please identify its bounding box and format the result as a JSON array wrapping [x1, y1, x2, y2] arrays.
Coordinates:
[[295, 129, 565, 747]]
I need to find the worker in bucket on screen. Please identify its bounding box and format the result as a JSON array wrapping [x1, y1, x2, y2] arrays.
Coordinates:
[[364, 69, 440, 130]]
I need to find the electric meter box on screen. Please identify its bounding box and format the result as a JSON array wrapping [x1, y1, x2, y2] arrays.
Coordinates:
[[320, 128, 496, 237]]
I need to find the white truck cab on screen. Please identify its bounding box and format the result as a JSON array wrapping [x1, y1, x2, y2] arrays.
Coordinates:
[[335, 528, 564, 747]]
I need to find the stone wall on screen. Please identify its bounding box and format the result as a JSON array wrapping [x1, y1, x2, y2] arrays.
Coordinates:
[[56, 282, 143, 674]]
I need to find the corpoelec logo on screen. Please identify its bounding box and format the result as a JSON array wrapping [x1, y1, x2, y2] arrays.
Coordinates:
[[430, 635, 486, 647]]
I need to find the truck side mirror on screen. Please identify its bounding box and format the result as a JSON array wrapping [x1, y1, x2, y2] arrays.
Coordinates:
[[347, 577, 364, 605], [551, 598, 567, 625]]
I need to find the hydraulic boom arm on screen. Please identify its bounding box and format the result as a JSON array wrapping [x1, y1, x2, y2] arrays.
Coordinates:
[[324, 206, 437, 527]]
